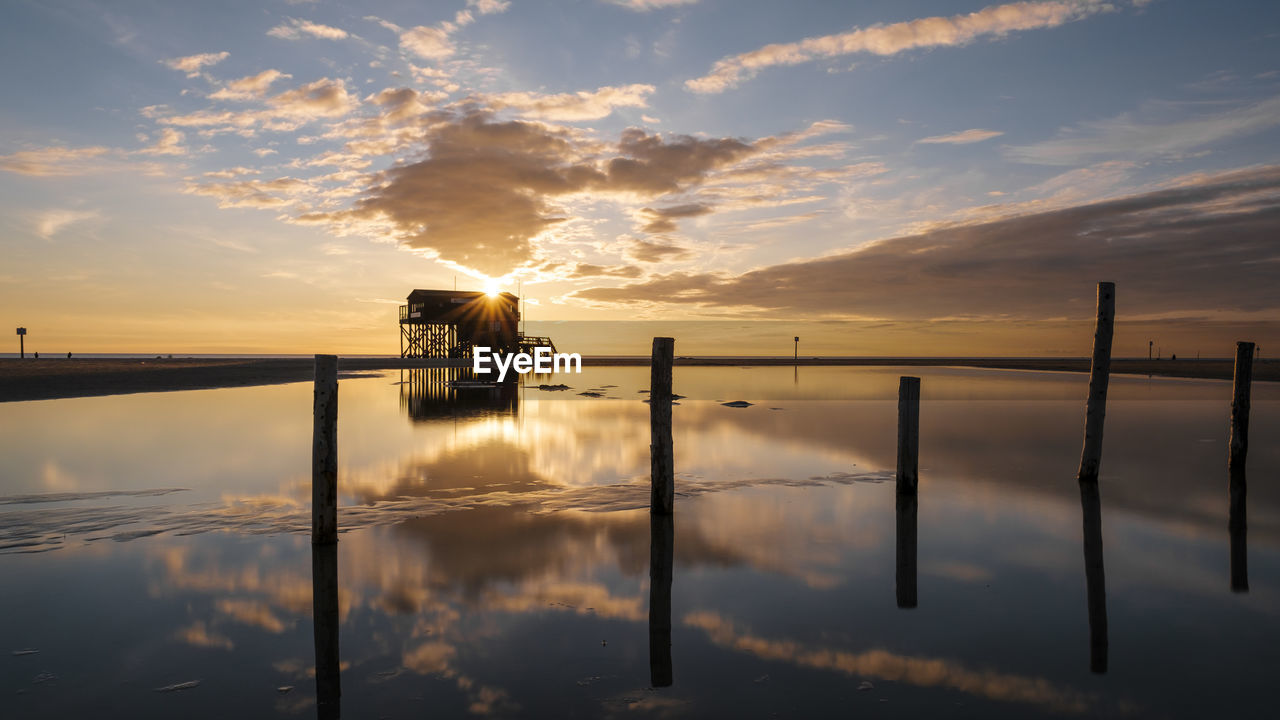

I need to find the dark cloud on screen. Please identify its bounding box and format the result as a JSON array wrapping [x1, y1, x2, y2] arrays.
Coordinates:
[[625, 237, 694, 263], [639, 202, 715, 233], [576, 165, 1280, 319], [311, 111, 759, 275]]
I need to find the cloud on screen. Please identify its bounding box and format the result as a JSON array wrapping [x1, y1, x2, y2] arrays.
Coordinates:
[[563, 263, 643, 278], [174, 621, 233, 651], [489, 83, 655, 121], [35, 209, 100, 239], [269, 77, 353, 118], [138, 128, 187, 156], [625, 236, 693, 262], [686, 0, 1115, 93], [267, 18, 349, 40], [605, 0, 699, 10], [1008, 94, 1280, 165], [574, 165, 1280, 320], [162, 51, 229, 77], [468, 0, 511, 14], [209, 69, 292, 100], [400, 25, 455, 59], [637, 202, 714, 233], [0, 146, 112, 176], [293, 111, 762, 276], [917, 128, 1004, 145], [184, 177, 309, 208]]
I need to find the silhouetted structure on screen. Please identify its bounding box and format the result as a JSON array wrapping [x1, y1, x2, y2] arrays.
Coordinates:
[[896, 492, 918, 609], [398, 289, 555, 359]]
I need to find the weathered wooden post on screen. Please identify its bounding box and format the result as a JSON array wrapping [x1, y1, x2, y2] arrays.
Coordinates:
[[16, 327, 26, 359], [312, 542, 341, 719], [651, 337, 675, 515], [1229, 341, 1254, 472], [896, 376, 920, 493], [1077, 282, 1115, 482], [1079, 479, 1109, 674], [313, 354, 338, 544], [649, 512, 674, 687], [896, 492, 918, 609]]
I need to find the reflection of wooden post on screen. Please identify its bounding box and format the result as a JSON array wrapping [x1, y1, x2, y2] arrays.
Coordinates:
[[313, 355, 338, 544], [1229, 341, 1254, 473], [1079, 480, 1109, 674], [649, 512, 674, 688], [896, 377, 920, 493], [896, 492, 918, 609], [650, 338, 675, 515], [1230, 465, 1248, 593], [1077, 282, 1115, 482], [312, 543, 341, 719]]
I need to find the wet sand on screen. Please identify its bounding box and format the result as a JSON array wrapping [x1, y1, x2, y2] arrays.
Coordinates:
[[0, 356, 1272, 402]]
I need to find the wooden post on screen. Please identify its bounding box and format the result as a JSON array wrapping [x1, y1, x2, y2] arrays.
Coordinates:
[[649, 512, 674, 687], [896, 376, 920, 493], [650, 337, 674, 515], [313, 354, 338, 544], [896, 492, 918, 609], [312, 543, 341, 719], [1077, 282, 1115, 482], [16, 327, 25, 359], [1079, 479, 1109, 674], [1229, 341, 1254, 472]]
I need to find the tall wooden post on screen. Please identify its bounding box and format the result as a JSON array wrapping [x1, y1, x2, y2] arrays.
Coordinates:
[[896, 376, 920, 493], [1229, 341, 1253, 592], [1079, 479, 1109, 673], [1229, 341, 1254, 472], [650, 337, 675, 515], [313, 354, 338, 544], [1077, 282, 1115, 482], [312, 543, 341, 719], [16, 327, 26, 359], [649, 512, 674, 687]]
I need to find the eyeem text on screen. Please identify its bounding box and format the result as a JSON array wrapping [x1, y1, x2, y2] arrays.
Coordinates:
[[473, 346, 582, 382]]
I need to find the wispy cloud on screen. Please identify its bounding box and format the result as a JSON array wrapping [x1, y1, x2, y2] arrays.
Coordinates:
[[488, 83, 655, 121], [161, 51, 229, 77], [917, 128, 1004, 145], [266, 18, 349, 40], [604, 0, 699, 11], [35, 209, 100, 240], [1008, 94, 1280, 165], [686, 0, 1117, 93]]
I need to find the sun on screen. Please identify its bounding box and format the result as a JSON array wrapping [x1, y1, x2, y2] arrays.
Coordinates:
[[484, 278, 500, 297]]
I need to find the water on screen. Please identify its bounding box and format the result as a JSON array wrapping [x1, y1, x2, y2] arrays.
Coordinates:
[[0, 366, 1277, 718]]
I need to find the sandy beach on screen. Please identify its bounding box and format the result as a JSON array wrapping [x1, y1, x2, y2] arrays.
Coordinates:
[[0, 356, 1271, 403]]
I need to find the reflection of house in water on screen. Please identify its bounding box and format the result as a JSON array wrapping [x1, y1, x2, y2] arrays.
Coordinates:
[[400, 367, 519, 421], [398, 288, 555, 359]]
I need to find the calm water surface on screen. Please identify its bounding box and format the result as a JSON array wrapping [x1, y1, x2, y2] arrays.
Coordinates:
[[1, 366, 1277, 718]]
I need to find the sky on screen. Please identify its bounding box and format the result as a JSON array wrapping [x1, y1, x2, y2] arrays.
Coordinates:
[[1, 0, 1278, 355]]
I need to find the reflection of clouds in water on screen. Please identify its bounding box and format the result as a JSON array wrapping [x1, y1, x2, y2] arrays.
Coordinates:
[[683, 611, 1094, 713], [174, 620, 233, 650]]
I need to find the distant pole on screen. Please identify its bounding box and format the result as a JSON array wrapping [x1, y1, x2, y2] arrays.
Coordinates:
[[1077, 282, 1115, 482], [313, 354, 338, 544], [896, 376, 920, 493], [650, 337, 675, 515], [1230, 341, 1254, 473], [16, 327, 26, 359], [1148, 340, 1152, 361], [794, 336, 799, 363]]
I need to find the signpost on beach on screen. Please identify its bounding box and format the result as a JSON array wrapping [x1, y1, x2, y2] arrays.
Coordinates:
[[794, 336, 799, 363], [16, 327, 26, 359]]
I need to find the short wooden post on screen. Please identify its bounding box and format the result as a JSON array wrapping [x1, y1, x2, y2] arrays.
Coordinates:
[[1229, 341, 1254, 472], [650, 337, 675, 515], [896, 492, 918, 609], [313, 354, 338, 544], [312, 543, 341, 719], [1077, 282, 1115, 482], [896, 376, 920, 493], [1079, 479, 1109, 674], [649, 512, 674, 687]]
